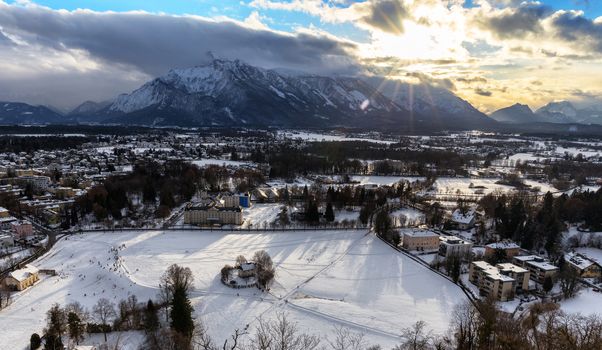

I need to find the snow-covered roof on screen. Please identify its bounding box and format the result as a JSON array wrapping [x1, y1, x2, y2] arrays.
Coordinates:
[[473, 261, 515, 282], [565, 252, 598, 271], [496, 263, 528, 274], [8, 264, 38, 282], [402, 229, 439, 238], [486, 241, 520, 250], [440, 235, 472, 246], [514, 255, 558, 271], [0, 216, 17, 223], [451, 209, 475, 224]]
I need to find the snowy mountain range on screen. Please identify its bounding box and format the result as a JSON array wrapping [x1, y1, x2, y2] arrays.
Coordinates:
[[10, 58, 601, 131], [1, 58, 495, 131], [490, 101, 602, 125]]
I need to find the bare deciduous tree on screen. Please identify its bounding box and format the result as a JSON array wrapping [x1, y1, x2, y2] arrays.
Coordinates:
[[235, 255, 248, 267], [328, 326, 366, 350], [395, 321, 433, 350], [253, 251, 275, 290], [93, 298, 117, 342], [162, 264, 195, 292]]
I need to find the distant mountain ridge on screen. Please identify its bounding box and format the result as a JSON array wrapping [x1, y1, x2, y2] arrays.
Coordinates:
[[489, 103, 543, 124], [0, 102, 63, 124], [490, 101, 602, 125]]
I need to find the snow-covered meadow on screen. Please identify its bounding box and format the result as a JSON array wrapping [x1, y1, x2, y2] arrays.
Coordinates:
[[0, 229, 467, 349]]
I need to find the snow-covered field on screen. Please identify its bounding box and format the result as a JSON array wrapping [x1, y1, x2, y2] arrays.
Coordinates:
[[281, 131, 396, 145], [0, 229, 467, 349], [390, 208, 425, 226], [429, 177, 514, 196], [560, 288, 602, 317], [242, 203, 282, 228], [351, 176, 424, 186], [428, 177, 563, 197], [192, 159, 252, 167]]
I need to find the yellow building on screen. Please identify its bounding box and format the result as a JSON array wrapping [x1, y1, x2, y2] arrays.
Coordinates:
[[565, 253, 602, 279], [184, 204, 243, 225], [513, 255, 559, 284], [484, 241, 521, 259], [402, 230, 440, 251], [496, 263, 531, 293], [5, 265, 39, 291], [469, 261, 518, 301]]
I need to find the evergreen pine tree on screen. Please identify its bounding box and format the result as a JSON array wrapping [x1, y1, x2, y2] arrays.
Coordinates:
[[30, 333, 41, 350], [144, 300, 159, 334], [170, 288, 195, 344], [67, 311, 85, 345], [325, 202, 335, 222]]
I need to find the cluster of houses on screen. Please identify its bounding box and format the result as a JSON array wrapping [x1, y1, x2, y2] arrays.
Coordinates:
[[469, 255, 559, 301], [401, 230, 474, 258], [469, 252, 602, 301], [0, 206, 33, 248], [401, 225, 602, 302]]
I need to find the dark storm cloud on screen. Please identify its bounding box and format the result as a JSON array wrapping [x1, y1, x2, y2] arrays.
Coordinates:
[[478, 3, 553, 39], [474, 88, 492, 97], [551, 11, 602, 53], [0, 1, 362, 108], [0, 2, 359, 77], [456, 76, 488, 84], [361, 0, 409, 34]]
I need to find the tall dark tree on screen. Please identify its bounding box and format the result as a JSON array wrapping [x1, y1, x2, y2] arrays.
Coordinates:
[[45, 304, 66, 341], [170, 288, 195, 345], [67, 311, 85, 345], [144, 300, 159, 333], [374, 210, 392, 237], [30, 333, 41, 350], [142, 179, 157, 204], [324, 202, 335, 222], [305, 200, 320, 225]]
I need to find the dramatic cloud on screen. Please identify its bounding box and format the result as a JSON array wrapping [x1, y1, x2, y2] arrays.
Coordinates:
[[551, 11, 602, 53], [0, 3, 358, 77], [474, 3, 552, 39], [360, 0, 409, 34], [0, 0, 601, 112], [475, 88, 493, 97], [0, 1, 360, 108]]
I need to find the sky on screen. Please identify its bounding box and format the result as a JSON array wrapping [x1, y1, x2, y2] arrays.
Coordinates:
[[0, 0, 601, 113]]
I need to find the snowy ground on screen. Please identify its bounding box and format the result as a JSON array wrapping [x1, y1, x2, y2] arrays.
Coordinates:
[[280, 131, 396, 145], [390, 208, 425, 227], [351, 176, 424, 186], [559, 288, 602, 317], [0, 229, 467, 349], [333, 209, 359, 224], [427, 177, 570, 198], [242, 203, 283, 228], [191, 159, 252, 168]]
